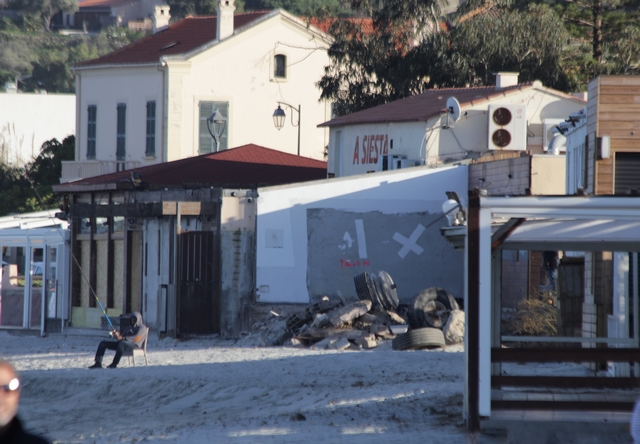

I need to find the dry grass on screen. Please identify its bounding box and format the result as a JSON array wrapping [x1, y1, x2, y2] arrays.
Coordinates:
[[507, 297, 557, 337]]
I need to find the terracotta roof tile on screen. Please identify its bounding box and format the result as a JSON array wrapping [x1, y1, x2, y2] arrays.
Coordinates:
[[307, 17, 374, 35], [55, 144, 327, 191], [319, 83, 584, 128], [74, 11, 272, 67]]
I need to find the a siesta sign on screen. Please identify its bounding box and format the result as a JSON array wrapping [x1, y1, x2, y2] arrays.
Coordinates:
[[351, 135, 389, 165]]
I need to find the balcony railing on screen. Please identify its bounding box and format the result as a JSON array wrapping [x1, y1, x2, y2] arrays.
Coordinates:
[[60, 161, 141, 183]]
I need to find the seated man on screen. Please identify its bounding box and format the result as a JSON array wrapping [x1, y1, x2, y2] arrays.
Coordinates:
[[89, 311, 147, 369]]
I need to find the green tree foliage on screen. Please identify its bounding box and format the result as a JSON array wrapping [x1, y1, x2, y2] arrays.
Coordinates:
[[0, 25, 145, 93], [8, 0, 78, 31], [0, 136, 75, 216], [320, 1, 579, 115], [318, 0, 447, 116], [422, 4, 572, 89]]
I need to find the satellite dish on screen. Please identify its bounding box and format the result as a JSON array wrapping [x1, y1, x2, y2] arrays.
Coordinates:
[[446, 96, 462, 123]]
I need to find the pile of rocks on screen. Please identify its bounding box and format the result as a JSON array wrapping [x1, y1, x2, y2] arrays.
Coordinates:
[[239, 296, 406, 350]]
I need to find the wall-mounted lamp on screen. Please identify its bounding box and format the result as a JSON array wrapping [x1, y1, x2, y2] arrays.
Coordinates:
[[273, 102, 301, 156], [598, 135, 610, 159]]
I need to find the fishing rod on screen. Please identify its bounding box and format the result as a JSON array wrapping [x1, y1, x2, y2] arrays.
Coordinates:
[[23, 169, 118, 337]]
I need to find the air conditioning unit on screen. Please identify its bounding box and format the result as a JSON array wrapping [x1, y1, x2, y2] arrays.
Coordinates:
[[378, 154, 405, 171], [487, 104, 527, 151], [396, 159, 420, 169]]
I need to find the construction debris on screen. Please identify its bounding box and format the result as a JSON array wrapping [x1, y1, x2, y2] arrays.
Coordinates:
[[240, 272, 465, 351]]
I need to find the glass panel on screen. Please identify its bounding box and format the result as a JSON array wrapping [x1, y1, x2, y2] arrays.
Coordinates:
[[80, 217, 91, 235], [29, 247, 44, 328], [113, 216, 124, 233], [274, 55, 286, 78], [46, 247, 58, 319], [96, 217, 108, 235], [199, 101, 229, 153], [1, 246, 23, 327]]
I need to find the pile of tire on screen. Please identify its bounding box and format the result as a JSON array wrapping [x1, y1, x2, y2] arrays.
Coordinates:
[[392, 287, 458, 351], [353, 271, 399, 311]]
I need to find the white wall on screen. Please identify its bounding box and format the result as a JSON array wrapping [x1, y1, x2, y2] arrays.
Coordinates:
[[0, 93, 75, 165], [74, 11, 331, 167], [565, 123, 588, 194], [75, 67, 163, 164], [328, 85, 586, 177], [167, 13, 330, 161], [256, 165, 469, 304]]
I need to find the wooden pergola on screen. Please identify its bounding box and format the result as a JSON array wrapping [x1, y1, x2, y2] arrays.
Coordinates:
[[462, 193, 640, 430]]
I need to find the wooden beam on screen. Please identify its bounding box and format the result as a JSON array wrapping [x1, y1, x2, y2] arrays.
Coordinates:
[[70, 202, 218, 218], [491, 217, 525, 250], [492, 375, 640, 389], [492, 347, 640, 362], [492, 400, 633, 411], [467, 192, 481, 432]]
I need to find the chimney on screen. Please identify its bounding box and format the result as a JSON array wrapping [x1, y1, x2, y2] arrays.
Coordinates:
[[216, 0, 235, 41], [495, 72, 519, 89], [153, 5, 171, 33]]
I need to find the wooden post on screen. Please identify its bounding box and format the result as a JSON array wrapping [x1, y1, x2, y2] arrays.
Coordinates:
[[467, 192, 481, 431]]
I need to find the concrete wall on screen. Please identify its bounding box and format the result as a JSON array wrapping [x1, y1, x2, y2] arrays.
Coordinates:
[[256, 165, 469, 304], [531, 155, 566, 195], [0, 93, 75, 165], [75, 12, 331, 166], [220, 191, 256, 337], [328, 84, 585, 177]]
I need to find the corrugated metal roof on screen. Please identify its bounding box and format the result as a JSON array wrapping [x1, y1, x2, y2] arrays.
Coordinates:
[[53, 144, 327, 192], [74, 11, 273, 67], [319, 83, 585, 128]]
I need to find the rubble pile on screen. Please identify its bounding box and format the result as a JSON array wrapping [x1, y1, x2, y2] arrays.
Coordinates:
[[239, 271, 466, 351]]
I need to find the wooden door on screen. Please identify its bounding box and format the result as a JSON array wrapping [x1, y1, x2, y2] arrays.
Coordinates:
[[177, 231, 219, 335]]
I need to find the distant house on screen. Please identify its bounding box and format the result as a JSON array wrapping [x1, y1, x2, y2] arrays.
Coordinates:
[[0, 92, 75, 165], [53, 144, 327, 337], [319, 73, 586, 177], [55, 0, 168, 31], [62, 2, 331, 183]]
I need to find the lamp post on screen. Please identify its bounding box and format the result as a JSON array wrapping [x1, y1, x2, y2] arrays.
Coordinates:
[[206, 109, 227, 152], [272, 102, 301, 156]]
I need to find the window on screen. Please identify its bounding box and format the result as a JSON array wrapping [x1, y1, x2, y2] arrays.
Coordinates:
[[274, 54, 286, 78], [198, 101, 228, 153], [87, 105, 97, 159], [116, 103, 126, 161], [145, 101, 156, 157]]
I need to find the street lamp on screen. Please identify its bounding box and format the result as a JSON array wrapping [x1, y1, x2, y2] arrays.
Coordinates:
[[206, 109, 227, 152], [272, 102, 301, 156]]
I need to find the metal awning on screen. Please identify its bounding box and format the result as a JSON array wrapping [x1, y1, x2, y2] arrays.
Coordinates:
[[442, 218, 640, 252]]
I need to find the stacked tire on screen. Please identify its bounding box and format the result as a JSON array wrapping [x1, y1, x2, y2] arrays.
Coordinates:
[[353, 271, 399, 311], [407, 287, 459, 330]]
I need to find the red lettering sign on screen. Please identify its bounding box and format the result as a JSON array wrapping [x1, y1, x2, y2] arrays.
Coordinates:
[[352, 136, 360, 164], [351, 134, 390, 165]]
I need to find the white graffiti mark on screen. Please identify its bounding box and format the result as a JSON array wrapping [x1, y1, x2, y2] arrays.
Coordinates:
[[393, 224, 426, 259], [355, 219, 367, 259], [340, 231, 354, 250]]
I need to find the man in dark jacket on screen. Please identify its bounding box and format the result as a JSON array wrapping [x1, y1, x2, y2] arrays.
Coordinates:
[[89, 311, 148, 369], [0, 360, 50, 444]]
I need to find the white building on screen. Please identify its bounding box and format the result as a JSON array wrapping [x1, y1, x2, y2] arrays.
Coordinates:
[[0, 93, 75, 165], [63, 2, 331, 183], [320, 73, 586, 178]]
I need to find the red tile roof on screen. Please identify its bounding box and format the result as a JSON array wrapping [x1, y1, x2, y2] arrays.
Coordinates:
[[74, 11, 273, 67], [78, 0, 132, 9], [307, 17, 374, 35], [319, 83, 585, 128], [54, 144, 327, 192]]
